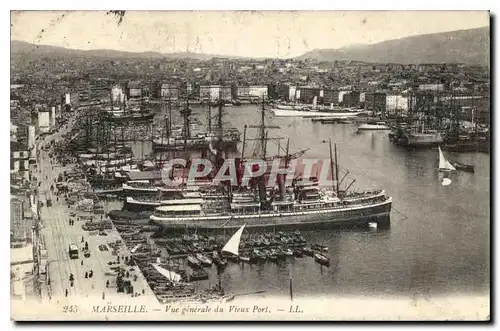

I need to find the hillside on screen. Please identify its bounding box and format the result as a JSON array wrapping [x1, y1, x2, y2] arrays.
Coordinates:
[[10, 40, 224, 61], [297, 27, 490, 66]]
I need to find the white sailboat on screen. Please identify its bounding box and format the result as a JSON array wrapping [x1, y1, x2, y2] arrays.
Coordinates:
[[438, 146, 455, 186], [222, 224, 246, 256], [151, 263, 182, 282], [438, 146, 456, 172]]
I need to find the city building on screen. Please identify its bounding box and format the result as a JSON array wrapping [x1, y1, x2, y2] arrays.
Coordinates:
[[268, 84, 290, 101], [341, 91, 361, 107], [159, 83, 180, 100], [418, 84, 445, 91], [111, 85, 125, 103], [126, 81, 142, 100], [298, 87, 321, 104], [37, 109, 51, 134], [322, 89, 339, 105], [199, 85, 232, 101], [233, 85, 268, 100], [386, 93, 409, 115], [364, 92, 387, 113]]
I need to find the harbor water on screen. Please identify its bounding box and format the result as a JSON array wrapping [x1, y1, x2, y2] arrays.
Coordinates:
[[128, 105, 490, 299]]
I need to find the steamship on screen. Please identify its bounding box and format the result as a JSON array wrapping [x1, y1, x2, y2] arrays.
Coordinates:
[[147, 100, 392, 230]]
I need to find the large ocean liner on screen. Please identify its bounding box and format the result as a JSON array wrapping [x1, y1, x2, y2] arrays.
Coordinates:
[[147, 99, 392, 230]]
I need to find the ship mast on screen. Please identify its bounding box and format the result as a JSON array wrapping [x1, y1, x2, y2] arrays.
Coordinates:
[[183, 99, 191, 153], [208, 100, 212, 134], [215, 86, 224, 168], [334, 143, 340, 196], [260, 96, 266, 159], [328, 139, 335, 192], [241, 125, 247, 159]]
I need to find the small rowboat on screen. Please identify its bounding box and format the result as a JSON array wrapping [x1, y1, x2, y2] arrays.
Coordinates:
[[314, 253, 330, 266]]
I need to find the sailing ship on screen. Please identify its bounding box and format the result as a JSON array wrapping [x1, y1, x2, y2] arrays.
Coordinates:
[[438, 146, 456, 172], [150, 98, 392, 230], [105, 92, 155, 123], [152, 100, 240, 152], [438, 146, 455, 186], [221, 224, 246, 261]]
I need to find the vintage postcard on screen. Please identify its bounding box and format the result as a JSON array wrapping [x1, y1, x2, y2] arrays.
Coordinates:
[[10, 10, 490, 321]]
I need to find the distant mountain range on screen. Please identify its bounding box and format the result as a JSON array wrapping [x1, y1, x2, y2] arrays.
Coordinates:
[[296, 27, 490, 66], [11, 26, 490, 65], [10, 40, 231, 61]]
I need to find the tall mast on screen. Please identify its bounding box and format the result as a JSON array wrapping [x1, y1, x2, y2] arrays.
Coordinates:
[[158, 100, 165, 166], [279, 138, 290, 201], [208, 101, 212, 134], [262, 131, 268, 160], [168, 97, 172, 139], [169, 98, 174, 160], [334, 143, 339, 196], [260, 96, 266, 159], [110, 88, 113, 111], [218, 88, 223, 141], [183, 98, 189, 152], [328, 139, 335, 192], [241, 125, 247, 159], [215, 85, 224, 167], [284, 138, 290, 168]]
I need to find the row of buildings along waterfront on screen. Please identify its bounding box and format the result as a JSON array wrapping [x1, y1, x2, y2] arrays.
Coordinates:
[[81, 79, 489, 123]]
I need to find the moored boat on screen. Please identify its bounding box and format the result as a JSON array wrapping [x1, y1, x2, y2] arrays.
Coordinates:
[[239, 255, 251, 263], [314, 253, 330, 266], [195, 252, 213, 266], [357, 121, 391, 131], [311, 244, 329, 252], [450, 161, 475, 173], [302, 247, 314, 256], [293, 248, 304, 257], [187, 255, 201, 267]]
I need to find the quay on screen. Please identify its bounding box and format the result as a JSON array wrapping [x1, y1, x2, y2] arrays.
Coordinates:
[[33, 113, 155, 303]]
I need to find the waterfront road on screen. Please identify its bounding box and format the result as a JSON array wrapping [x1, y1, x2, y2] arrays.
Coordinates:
[[37, 115, 154, 304]]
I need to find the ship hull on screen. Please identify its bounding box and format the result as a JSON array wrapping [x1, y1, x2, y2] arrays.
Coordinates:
[[94, 188, 123, 196], [150, 199, 392, 230], [271, 109, 362, 117], [357, 125, 391, 131], [124, 200, 159, 212], [106, 113, 155, 123], [271, 108, 364, 118], [390, 133, 444, 148], [153, 140, 239, 152]]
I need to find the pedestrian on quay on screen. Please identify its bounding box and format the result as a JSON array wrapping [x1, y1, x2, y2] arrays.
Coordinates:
[[81, 260, 83, 266], [85, 272, 88, 279], [89, 270, 93, 278], [106, 280, 109, 288], [65, 289, 68, 297], [81, 236, 84, 243]]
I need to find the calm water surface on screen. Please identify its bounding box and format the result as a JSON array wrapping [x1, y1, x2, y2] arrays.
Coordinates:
[[127, 105, 490, 299]]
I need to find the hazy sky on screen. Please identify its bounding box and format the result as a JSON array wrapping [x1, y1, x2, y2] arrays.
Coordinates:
[[11, 11, 489, 58]]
